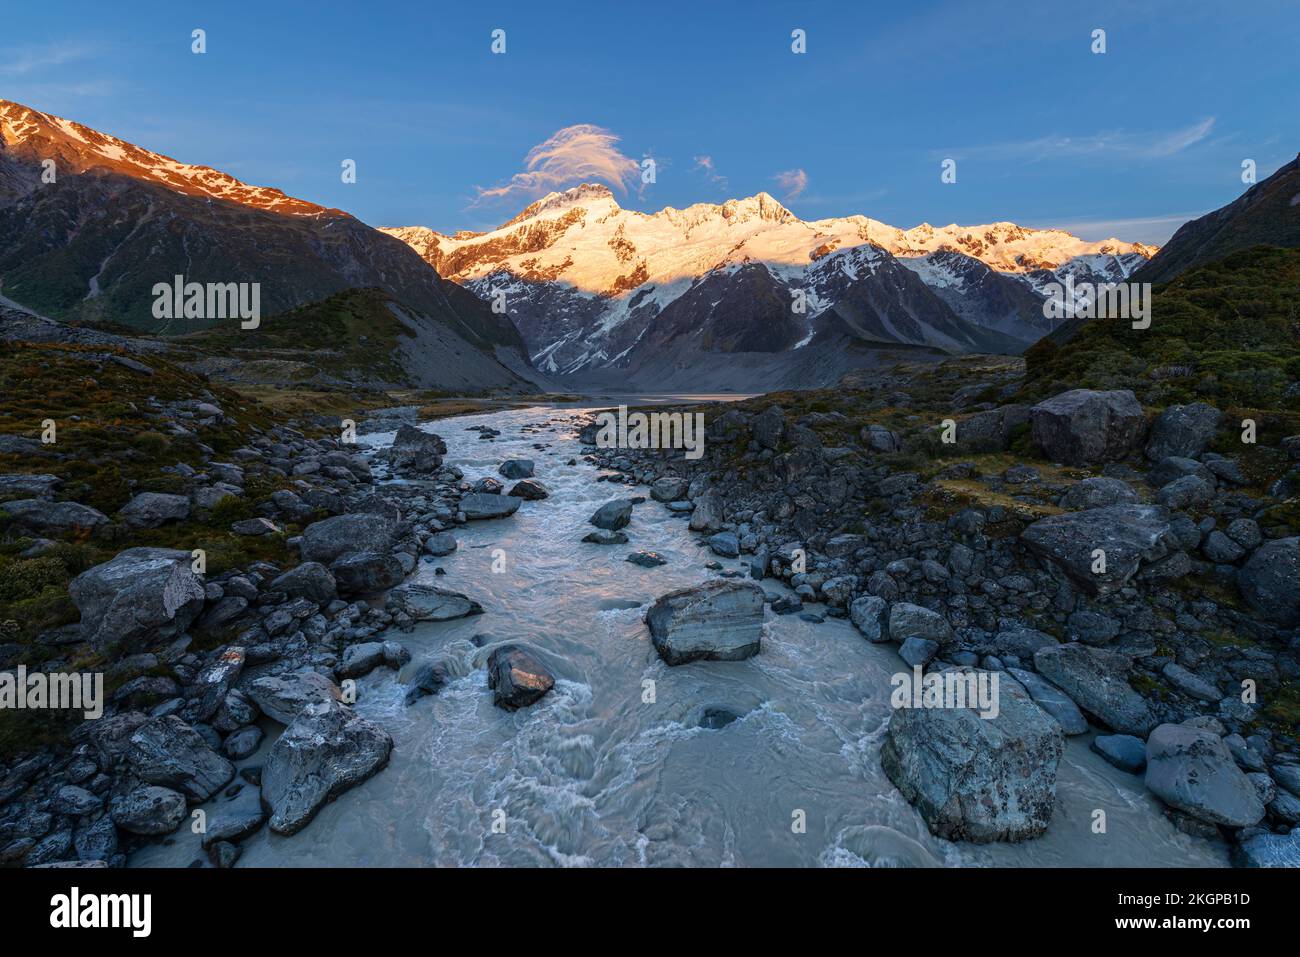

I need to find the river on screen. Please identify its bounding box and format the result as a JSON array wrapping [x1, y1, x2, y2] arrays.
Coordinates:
[[131, 401, 1229, 868]]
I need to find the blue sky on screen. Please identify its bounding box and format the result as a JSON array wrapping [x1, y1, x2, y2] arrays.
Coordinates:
[[4, 0, 1297, 243]]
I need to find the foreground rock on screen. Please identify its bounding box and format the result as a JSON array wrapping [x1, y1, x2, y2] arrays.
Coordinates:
[[109, 785, 188, 836], [460, 492, 521, 520], [389, 583, 483, 621], [1029, 389, 1146, 465], [1145, 723, 1266, 828], [245, 670, 342, 724], [1021, 505, 1178, 596], [388, 425, 446, 475], [261, 699, 393, 835], [589, 499, 633, 530], [880, 671, 1065, 842], [487, 645, 556, 710], [69, 548, 206, 654], [498, 459, 534, 479], [1033, 643, 1155, 735], [125, 716, 234, 802], [300, 513, 395, 564], [1237, 537, 1300, 626], [3, 499, 108, 535], [645, 580, 765, 665]]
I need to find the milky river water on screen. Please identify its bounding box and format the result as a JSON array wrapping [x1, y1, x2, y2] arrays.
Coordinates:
[[133, 402, 1229, 868]]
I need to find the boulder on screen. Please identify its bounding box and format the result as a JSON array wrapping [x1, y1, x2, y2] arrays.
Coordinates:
[[422, 531, 458, 556], [261, 699, 393, 835], [1145, 723, 1265, 827], [589, 499, 633, 530], [1033, 643, 1155, 735], [3, 499, 109, 536], [223, 726, 263, 760], [125, 715, 234, 802], [487, 645, 556, 710], [460, 492, 521, 520], [880, 670, 1065, 842], [0, 473, 60, 499], [1021, 505, 1179, 596], [645, 580, 765, 665], [244, 670, 342, 724], [69, 547, 206, 654], [389, 583, 483, 621], [582, 529, 628, 545], [1091, 734, 1147, 774], [650, 477, 687, 502], [329, 551, 404, 596], [688, 490, 725, 533], [498, 459, 534, 479], [954, 405, 1030, 453], [109, 785, 188, 836], [1145, 402, 1222, 461], [1232, 831, 1300, 868], [300, 513, 395, 564], [507, 479, 549, 500], [388, 425, 446, 475], [199, 784, 266, 848], [338, 642, 387, 679], [899, 637, 939, 667], [1062, 477, 1138, 510], [403, 660, 452, 705], [887, 603, 952, 647], [119, 492, 191, 528], [707, 530, 739, 558], [1238, 537, 1300, 625], [1029, 389, 1146, 465], [849, 595, 889, 642], [269, 562, 337, 603]]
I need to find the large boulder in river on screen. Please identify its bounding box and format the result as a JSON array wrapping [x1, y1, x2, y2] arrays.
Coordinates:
[[261, 699, 393, 835], [69, 547, 206, 654], [645, 580, 765, 665], [389, 583, 483, 621], [498, 459, 534, 479], [300, 513, 395, 565], [388, 425, 446, 475], [507, 479, 548, 500], [244, 670, 342, 724], [1237, 537, 1300, 626], [487, 645, 555, 710], [589, 499, 633, 530], [880, 670, 1064, 842], [1030, 389, 1146, 465], [1144, 402, 1221, 461], [460, 492, 521, 520], [125, 715, 234, 802], [1020, 504, 1178, 596], [1144, 723, 1265, 827], [1033, 643, 1155, 735]]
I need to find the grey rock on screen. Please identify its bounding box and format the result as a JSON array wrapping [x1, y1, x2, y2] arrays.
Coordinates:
[[126, 715, 234, 802], [1030, 389, 1146, 465], [300, 513, 395, 564], [338, 641, 387, 679], [589, 499, 633, 530], [707, 530, 739, 558], [460, 492, 522, 520], [487, 645, 555, 710], [1033, 643, 1155, 735], [389, 425, 446, 475], [645, 580, 765, 665], [1063, 477, 1138, 510], [507, 479, 548, 500], [498, 459, 534, 479], [849, 595, 889, 642], [68, 547, 205, 654], [1145, 723, 1265, 827], [269, 562, 337, 603], [688, 490, 725, 533], [422, 531, 458, 557], [261, 699, 393, 835], [888, 603, 952, 646], [1232, 830, 1300, 868], [200, 783, 266, 847], [120, 492, 191, 528], [650, 477, 688, 502], [582, 529, 628, 545], [1021, 505, 1178, 596], [244, 670, 342, 725], [1091, 734, 1147, 773], [1238, 537, 1300, 625], [329, 551, 403, 596], [1162, 662, 1220, 702], [2, 499, 109, 536], [1155, 474, 1214, 510], [880, 670, 1065, 842], [899, 636, 939, 668], [1145, 402, 1221, 461], [1007, 667, 1089, 734], [223, 725, 263, 760], [389, 583, 483, 621]]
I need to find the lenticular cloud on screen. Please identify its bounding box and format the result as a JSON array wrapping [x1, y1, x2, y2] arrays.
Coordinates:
[[475, 123, 640, 204]]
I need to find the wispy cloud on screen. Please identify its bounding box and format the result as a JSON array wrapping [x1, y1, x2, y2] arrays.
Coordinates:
[[474, 124, 640, 205], [0, 41, 95, 76], [692, 155, 727, 190], [941, 117, 1217, 163], [1043, 211, 1207, 245], [773, 168, 809, 200]]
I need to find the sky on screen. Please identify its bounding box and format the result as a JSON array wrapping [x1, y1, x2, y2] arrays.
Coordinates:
[[3, 0, 1298, 244]]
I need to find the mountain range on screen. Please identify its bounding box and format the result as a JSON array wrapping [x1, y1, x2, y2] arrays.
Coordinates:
[[382, 184, 1154, 388]]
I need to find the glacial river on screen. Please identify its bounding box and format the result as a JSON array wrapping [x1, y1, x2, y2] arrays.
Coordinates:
[[133, 403, 1229, 868]]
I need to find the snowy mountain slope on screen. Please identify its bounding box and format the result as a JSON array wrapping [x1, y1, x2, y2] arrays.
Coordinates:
[[382, 184, 1156, 379]]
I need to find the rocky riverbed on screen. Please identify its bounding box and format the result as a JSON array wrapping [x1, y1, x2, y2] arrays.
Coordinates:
[[2, 380, 1296, 868]]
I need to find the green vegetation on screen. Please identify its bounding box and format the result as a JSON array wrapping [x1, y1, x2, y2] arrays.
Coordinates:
[[1020, 246, 1300, 414]]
